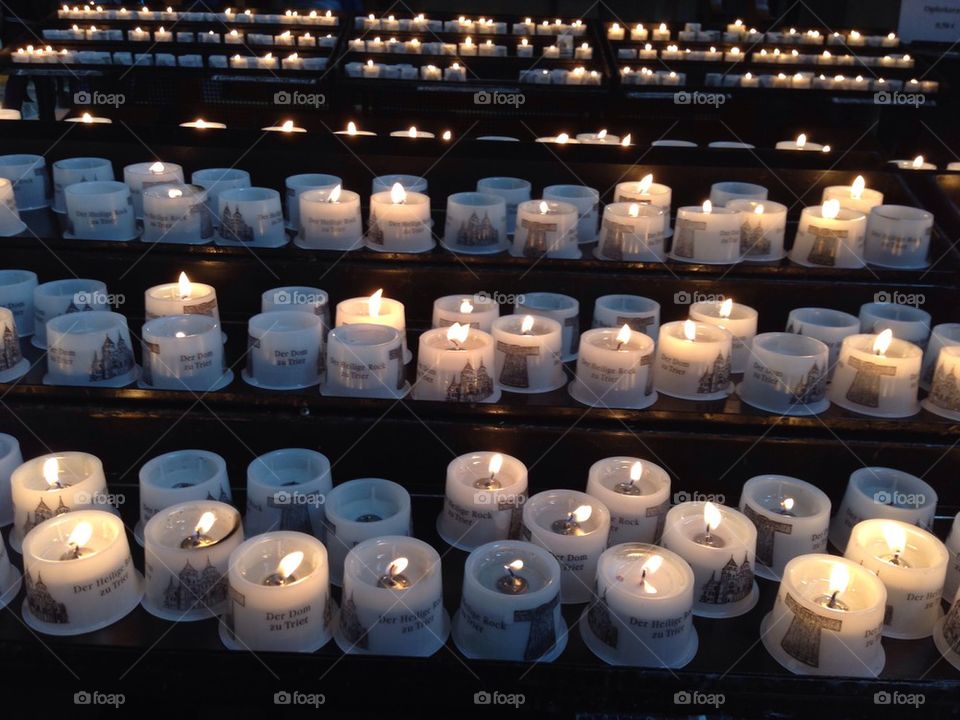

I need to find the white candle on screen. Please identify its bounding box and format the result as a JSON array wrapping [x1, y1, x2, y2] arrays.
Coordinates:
[[0, 154, 49, 211], [261, 119, 306, 133], [31, 278, 108, 350], [517, 38, 533, 57], [776, 133, 824, 151], [142, 500, 243, 620], [123, 160, 184, 218], [128, 26, 150, 42], [0, 306, 25, 380], [389, 126, 435, 139], [596, 203, 667, 262], [453, 540, 565, 661], [865, 205, 932, 269], [586, 458, 670, 545], [661, 501, 758, 617], [322, 325, 408, 399], [514, 292, 579, 361], [786, 307, 860, 375], [569, 326, 656, 409], [822, 175, 883, 214], [284, 173, 341, 230], [761, 554, 887, 676], [216, 187, 286, 247], [859, 302, 931, 347], [437, 453, 527, 550], [243, 311, 324, 390], [413, 324, 499, 403], [153, 26, 172, 42], [295, 185, 362, 251], [739, 474, 831, 579], [739, 332, 830, 415], [690, 299, 757, 373], [476, 177, 530, 235], [672, 200, 742, 264], [0, 434, 23, 528], [889, 155, 936, 170], [243, 448, 331, 538], [607, 23, 625, 40], [844, 519, 948, 638], [140, 315, 230, 391], [943, 513, 960, 601], [432, 295, 499, 333], [0, 269, 37, 336], [334, 121, 376, 137], [828, 330, 921, 417], [44, 311, 137, 387], [366, 182, 433, 253], [442, 191, 508, 254], [543, 184, 600, 245], [652, 23, 670, 41], [51, 157, 113, 216], [654, 320, 733, 400], [145, 272, 221, 329], [336, 536, 448, 656], [142, 184, 212, 245], [510, 199, 579, 259], [726, 200, 787, 261], [789, 200, 867, 268], [580, 543, 697, 667], [221, 532, 333, 652], [921, 323, 960, 390], [709, 181, 768, 207], [521, 490, 611, 604], [335, 289, 410, 363], [21, 510, 142, 635], [491, 314, 564, 393], [592, 295, 659, 339], [924, 346, 960, 420]]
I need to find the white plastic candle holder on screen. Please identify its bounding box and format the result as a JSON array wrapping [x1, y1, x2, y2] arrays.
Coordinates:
[[580, 543, 697, 667], [491, 314, 565, 394], [10, 451, 115, 553], [64, 181, 138, 241], [924, 346, 960, 420], [661, 501, 759, 617], [44, 310, 137, 387], [569, 327, 657, 409], [21, 509, 142, 635], [671, 204, 742, 264], [135, 449, 231, 545], [0, 269, 37, 337], [476, 177, 531, 234], [921, 323, 960, 391], [335, 291, 410, 362], [442, 192, 509, 254], [844, 519, 947, 639], [739, 475, 831, 579], [738, 333, 830, 415], [934, 590, 960, 671], [689, 300, 758, 373], [437, 452, 527, 550], [453, 540, 566, 661], [858, 302, 931, 348], [31, 278, 108, 350], [123, 161, 184, 218], [324, 478, 411, 586], [515, 292, 579, 362], [191, 168, 251, 228], [828, 333, 922, 417], [295, 186, 362, 251], [943, 513, 960, 602], [142, 183, 213, 245], [335, 535, 449, 656], [760, 554, 886, 676], [216, 187, 286, 247], [829, 467, 937, 552], [139, 315, 231, 391], [789, 205, 867, 268], [243, 311, 323, 390], [586, 458, 670, 545], [822, 180, 883, 214], [511, 200, 580, 259], [654, 320, 733, 401], [595, 203, 667, 262], [144, 276, 221, 332], [432, 295, 499, 333], [0, 433, 23, 526], [142, 500, 243, 620], [864, 205, 932, 268], [727, 199, 788, 261], [613, 179, 672, 230], [709, 181, 768, 207], [371, 174, 427, 194], [245, 449, 332, 537], [786, 307, 860, 376], [543, 184, 600, 244], [284, 173, 341, 231], [592, 295, 660, 339], [323, 324, 409, 399], [0, 154, 49, 210], [366, 186, 433, 253], [0, 178, 25, 236], [0, 534, 20, 607], [521, 489, 611, 604], [220, 531, 335, 652], [0, 306, 27, 382], [412, 326, 499, 403], [51, 157, 113, 214], [261, 286, 329, 331]]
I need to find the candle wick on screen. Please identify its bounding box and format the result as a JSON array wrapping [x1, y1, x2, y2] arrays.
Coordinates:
[[616, 341, 624, 351], [827, 590, 839, 609]]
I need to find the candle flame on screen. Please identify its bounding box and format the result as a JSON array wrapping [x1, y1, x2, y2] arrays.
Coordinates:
[[276, 551, 304, 580], [81, 112, 93, 123], [407, 126, 417, 138], [387, 557, 408, 576], [683, 319, 697, 341], [719, 298, 733, 318], [572, 504, 593, 523], [782, 497, 795, 512], [442, 130, 452, 141], [596, 129, 607, 139], [873, 328, 893, 355], [149, 161, 165, 173], [630, 461, 643, 482], [280, 120, 295, 132], [460, 298, 474, 313], [796, 133, 807, 149], [704, 501, 722, 532], [822, 198, 841, 220], [659, 22, 667, 31], [447, 322, 470, 346], [753, 204, 764, 216], [882, 523, 906, 558], [167, 188, 183, 199], [328, 184, 342, 203], [178, 271, 191, 299], [621, 134, 631, 147], [638, 173, 653, 193], [489, 453, 503, 476], [194, 511, 216, 535], [66, 522, 93, 550], [702, 199, 712, 214], [828, 562, 849, 596], [556, 132, 569, 144], [506, 559, 523, 572], [851, 175, 865, 199], [43, 457, 61, 487], [390, 182, 406, 204], [538, 200, 549, 215], [521, 315, 535, 334], [628, 203, 640, 218], [822, 145, 831, 153], [369, 289, 384, 317], [346, 121, 357, 135], [640, 553, 663, 575], [912, 155, 924, 169], [616, 324, 632, 346]]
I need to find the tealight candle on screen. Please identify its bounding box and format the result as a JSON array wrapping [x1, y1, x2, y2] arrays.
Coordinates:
[[829, 467, 937, 552], [0, 434, 23, 526], [284, 173, 341, 231], [924, 346, 960, 420], [412, 324, 499, 403], [921, 323, 960, 390], [243, 311, 324, 390], [789, 199, 867, 268], [221, 532, 334, 652], [739, 475, 831, 578], [217, 187, 286, 247], [390, 126, 435, 139], [859, 302, 931, 347], [828, 330, 921, 417], [761, 555, 886, 676], [142, 183, 212, 245], [142, 500, 243, 620], [890, 155, 936, 170], [739, 333, 830, 415], [0, 179, 25, 237], [844, 519, 948, 638], [335, 289, 410, 364], [44, 311, 137, 387], [515, 292, 579, 361], [191, 168, 251, 229], [580, 543, 697, 667], [543, 184, 600, 245], [944, 514, 960, 601], [592, 295, 660, 339], [123, 160, 184, 218], [607, 23, 625, 40], [323, 325, 408, 399], [31, 278, 109, 350], [476, 177, 531, 235], [776, 133, 824, 151], [0, 531, 20, 606], [511, 200, 579, 258], [442, 192, 509, 254], [586, 458, 670, 544], [334, 121, 377, 137], [0, 154, 48, 212], [491, 315, 564, 393], [661, 501, 758, 617], [294, 185, 362, 251], [613, 174, 672, 219], [51, 157, 114, 214], [654, 320, 733, 401], [432, 295, 499, 333], [725, 200, 788, 261], [864, 205, 933, 269], [336, 536, 448, 656], [63, 181, 138, 241], [145, 272, 221, 330], [366, 182, 433, 253], [709, 181, 768, 208], [521, 490, 611, 604], [595, 203, 667, 262], [261, 120, 306, 133], [0, 269, 37, 336], [689, 298, 758, 373], [0, 306, 25, 381], [822, 175, 883, 214], [786, 307, 859, 375], [569, 325, 657, 409], [21, 510, 142, 635], [671, 201, 742, 264], [244, 449, 331, 538]]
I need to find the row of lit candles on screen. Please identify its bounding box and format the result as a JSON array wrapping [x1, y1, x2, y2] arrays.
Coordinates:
[[608, 21, 900, 47]]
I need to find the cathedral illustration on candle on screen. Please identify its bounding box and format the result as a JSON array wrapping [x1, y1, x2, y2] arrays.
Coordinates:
[[586, 589, 618, 649], [697, 352, 731, 394], [699, 554, 753, 604], [88, 333, 135, 382], [600, 220, 634, 260], [788, 362, 827, 406], [162, 557, 228, 612], [220, 205, 255, 243], [780, 591, 842, 668], [22, 495, 70, 535], [446, 358, 494, 402], [455, 211, 499, 247], [367, 211, 384, 246], [740, 218, 769, 256], [942, 595, 960, 654], [0, 320, 22, 371], [928, 363, 960, 412], [24, 571, 69, 624], [338, 592, 370, 649]]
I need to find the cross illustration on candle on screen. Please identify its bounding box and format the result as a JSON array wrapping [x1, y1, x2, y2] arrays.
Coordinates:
[[497, 315, 538, 387], [780, 563, 848, 667], [846, 329, 895, 407], [521, 202, 558, 257]]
